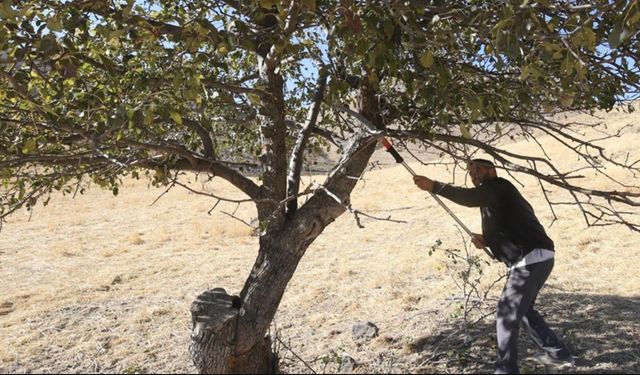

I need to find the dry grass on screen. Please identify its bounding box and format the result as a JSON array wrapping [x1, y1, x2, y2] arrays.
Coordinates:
[[1, 105, 639, 374]]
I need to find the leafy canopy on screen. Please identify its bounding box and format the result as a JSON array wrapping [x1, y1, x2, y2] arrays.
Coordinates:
[[1, 0, 639, 228]]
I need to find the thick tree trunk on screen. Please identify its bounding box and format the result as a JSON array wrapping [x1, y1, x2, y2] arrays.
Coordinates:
[[189, 288, 277, 374], [190, 72, 383, 373], [189, 133, 378, 373], [188, 229, 312, 374]]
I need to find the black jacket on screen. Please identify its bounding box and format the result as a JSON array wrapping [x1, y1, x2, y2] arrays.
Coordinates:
[[432, 177, 554, 264]]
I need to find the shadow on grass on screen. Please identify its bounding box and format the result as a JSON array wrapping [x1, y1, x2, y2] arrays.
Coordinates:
[[409, 292, 640, 374]]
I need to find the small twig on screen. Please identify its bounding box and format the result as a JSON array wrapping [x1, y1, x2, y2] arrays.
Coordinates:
[[219, 210, 256, 229], [332, 104, 383, 134], [150, 180, 177, 207], [317, 185, 407, 228], [173, 179, 254, 204], [274, 336, 317, 374], [207, 199, 222, 215]]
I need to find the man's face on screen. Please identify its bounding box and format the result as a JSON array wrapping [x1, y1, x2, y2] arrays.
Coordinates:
[[468, 163, 494, 187]]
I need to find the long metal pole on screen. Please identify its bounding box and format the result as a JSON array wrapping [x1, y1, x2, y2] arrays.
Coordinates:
[[381, 138, 494, 259]]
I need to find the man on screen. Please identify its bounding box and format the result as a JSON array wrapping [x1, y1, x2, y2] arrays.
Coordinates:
[[413, 158, 574, 374]]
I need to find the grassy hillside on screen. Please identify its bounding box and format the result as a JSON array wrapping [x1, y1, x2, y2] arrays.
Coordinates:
[[1, 105, 639, 374]]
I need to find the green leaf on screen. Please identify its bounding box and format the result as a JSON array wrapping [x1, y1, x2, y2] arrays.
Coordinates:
[[108, 28, 127, 40], [484, 44, 493, 54], [22, 138, 37, 154], [217, 42, 229, 55], [0, 0, 17, 19], [561, 55, 574, 75], [492, 18, 512, 36], [608, 23, 623, 49], [419, 50, 434, 68], [247, 93, 262, 106], [384, 20, 394, 39], [582, 28, 596, 51], [459, 124, 472, 139], [46, 15, 63, 32], [123, 0, 134, 17], [520, 65, 531, 80], [565, 14, 580, 31], [541, 101, 555, 113], [144, 107, 155, 125], [559, 92, 575, 107], [259, 0, 277, 8], [170, 111, 183, 125], [39, 35, 60, 56]]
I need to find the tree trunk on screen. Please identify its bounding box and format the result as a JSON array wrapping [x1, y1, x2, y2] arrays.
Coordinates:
[[189, 288, 277, 374], [188, 227, 314, 374], [189, 75, 383, 373], [189, 133, 377, 373]]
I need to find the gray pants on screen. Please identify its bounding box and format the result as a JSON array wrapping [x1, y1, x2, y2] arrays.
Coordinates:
[[495, 258, 571, 374]]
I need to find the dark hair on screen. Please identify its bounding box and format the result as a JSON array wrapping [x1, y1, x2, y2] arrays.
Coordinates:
[[470, 158, 495, 168]]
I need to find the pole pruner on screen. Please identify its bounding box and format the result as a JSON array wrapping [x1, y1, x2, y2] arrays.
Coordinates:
[[381, 138, 494, 260]]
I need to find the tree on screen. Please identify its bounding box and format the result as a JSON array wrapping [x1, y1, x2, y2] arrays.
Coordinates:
[[1, 0, 639, 372]]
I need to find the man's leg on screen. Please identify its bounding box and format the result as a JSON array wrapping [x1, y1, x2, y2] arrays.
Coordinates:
[[495, 260, 553, 374], [522, 307, 571, 360], [521, 260, 572, 364]]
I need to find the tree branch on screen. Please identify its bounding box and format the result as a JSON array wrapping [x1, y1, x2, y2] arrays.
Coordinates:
[[183, 118, 215, 159], [286, 69, 327, 218], [390, 129, 640, 231]]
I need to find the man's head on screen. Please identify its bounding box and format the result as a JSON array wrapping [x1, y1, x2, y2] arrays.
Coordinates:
[[468, 158, 497, 187]]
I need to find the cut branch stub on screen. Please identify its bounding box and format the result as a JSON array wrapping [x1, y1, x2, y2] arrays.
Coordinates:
[[190, 288, 240, 373], [189, 288, 276, 374]]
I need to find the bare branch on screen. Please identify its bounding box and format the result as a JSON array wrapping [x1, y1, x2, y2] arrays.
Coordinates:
[[172, 179, 254, 204], [220, 208, 256, 230], [332, 104, 383, 134], [389, 126, 640, 232], [316, 184, 407, 228], [285, 120, 343, 147], [286, 68, 327, 217], [183, 118, 215, 159]]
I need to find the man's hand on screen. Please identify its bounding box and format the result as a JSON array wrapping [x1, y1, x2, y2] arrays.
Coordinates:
[[471, 233, 486, 249], [413, 175, 434, 192]]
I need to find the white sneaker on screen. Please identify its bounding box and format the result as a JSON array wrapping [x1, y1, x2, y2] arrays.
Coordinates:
[[533, 352, 575, 368]]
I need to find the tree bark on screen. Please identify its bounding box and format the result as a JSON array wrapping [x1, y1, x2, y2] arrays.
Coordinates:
[[189, 131, 378, 373], [190, 74, 383, 374], [189, 288, 277, 374]]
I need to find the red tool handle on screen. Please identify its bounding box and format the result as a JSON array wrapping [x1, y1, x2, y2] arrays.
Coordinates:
[[381, 138, 404, 164]]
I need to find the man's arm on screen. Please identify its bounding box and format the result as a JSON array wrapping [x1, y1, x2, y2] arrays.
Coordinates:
[[413, 175, 499, 207]]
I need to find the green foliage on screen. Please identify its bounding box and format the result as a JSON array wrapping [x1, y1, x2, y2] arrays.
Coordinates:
[[428, 238, 505, 339], [0, 0, 638, 220]]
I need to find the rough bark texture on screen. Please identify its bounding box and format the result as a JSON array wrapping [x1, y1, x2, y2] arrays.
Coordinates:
[[189, 288, 277, 374], [189, 133, 377, 373], [235, 131, 379, 355], [190, 78, 383, 374]]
